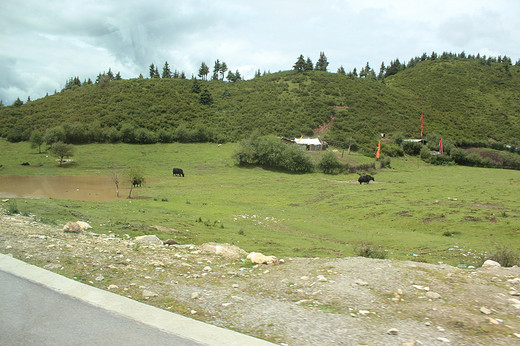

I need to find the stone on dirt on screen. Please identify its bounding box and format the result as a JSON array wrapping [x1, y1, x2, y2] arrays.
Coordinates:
[[63, 221, 82, 233], [142, 289, 158, 298], [201, 242, 248, 259], [246, 251, 279, 264], [76, 221, 92, 230], [135, 235, 163, 245], [482, 260, 501, 268]]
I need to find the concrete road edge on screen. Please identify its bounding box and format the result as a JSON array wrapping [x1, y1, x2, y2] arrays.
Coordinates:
[[0, 254, 274, 346]]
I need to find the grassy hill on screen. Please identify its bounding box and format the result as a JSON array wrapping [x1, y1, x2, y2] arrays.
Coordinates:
[[1, 57, 519, 148]]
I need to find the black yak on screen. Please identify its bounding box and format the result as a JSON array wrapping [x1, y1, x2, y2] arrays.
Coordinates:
[[172, 168, 184, 177], [358, 175, 375, 184]]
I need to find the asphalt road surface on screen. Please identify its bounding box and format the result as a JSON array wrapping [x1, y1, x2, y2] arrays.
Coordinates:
[[0, 254, 273, 346]]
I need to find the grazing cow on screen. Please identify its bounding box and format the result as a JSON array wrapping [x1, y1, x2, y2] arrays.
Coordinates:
[[21, 162, 30, 166], [132, 178, 142, 187], [172, 168, 184, 177], [358, 175, 375, 184]]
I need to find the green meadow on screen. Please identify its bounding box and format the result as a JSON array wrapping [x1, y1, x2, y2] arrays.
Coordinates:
[[1, 139, 520, 267]]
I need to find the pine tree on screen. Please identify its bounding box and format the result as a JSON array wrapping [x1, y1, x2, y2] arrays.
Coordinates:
[[337, 66, 346, 75], [114, 72, 122, 80], [293, 54, 306, 72], [13, 97, 24, 107], [305, 57, 313, 71], [212, 59, 221, 80], [198, 62, 209, 80], [315, 52, 329, 71], [220, 62, 228, 80], [107, 68, 114, 80], [378, 62, 386, 80], [199, 88, 213, 105], [191, 79, 201, 93], [154, 67, 160, 78], [162, 61, 172, 78], [149, 64, 155, 78]]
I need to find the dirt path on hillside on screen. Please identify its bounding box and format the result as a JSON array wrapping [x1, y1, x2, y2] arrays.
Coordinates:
[[2, 212, 520, 345]]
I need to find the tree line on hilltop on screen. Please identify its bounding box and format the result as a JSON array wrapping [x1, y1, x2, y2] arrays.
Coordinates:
[[3, 50, 518, 107]]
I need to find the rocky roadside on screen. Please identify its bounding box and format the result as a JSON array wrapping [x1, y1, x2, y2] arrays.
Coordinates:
[[2, 212, 520, 345]]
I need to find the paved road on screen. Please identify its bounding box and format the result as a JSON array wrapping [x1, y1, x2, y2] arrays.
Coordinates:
[[0, 254, 274, 346]]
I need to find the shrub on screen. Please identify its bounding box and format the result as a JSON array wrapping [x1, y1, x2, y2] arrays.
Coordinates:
[[134, 127, 158, 144], [354, 242, 387, 259], [4, 199, 19, 215], [402, 141, 423, 155], [45, 126, 66, 145], [378, 157, 391, 169], [392, 133, 404, 146], [429, 154, 454, 165], [233, 134, 314, 173], [489, 245, 519, 267], [420, 146, 431, 160], [120, 123, 136, 143], [382, 143, 404, 157], [318, 152, 342, 174]]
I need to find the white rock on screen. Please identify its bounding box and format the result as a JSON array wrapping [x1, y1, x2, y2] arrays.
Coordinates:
[[135, 235, 163, 245], [300, 276, 310, 281], [317, 275, 328, 282], [358, 310, 370, 316], [142, 290, 158, 298], [232, 284, 239, 288], [95, 275, 104, 281], [63, 221, 82, 233], [480, 307, 492, 315], [426, 291, 442, 300], [246, 252, 278, 264], [482, 260, 501, 268], [76, 221, 92, 230], [386, 328, 398, 335], [203, 266, 212, 272], [355, 279, 369, 286], [107, 284, 118, 290], [437, 337, 450, 343], [191, 292, 200, 299]]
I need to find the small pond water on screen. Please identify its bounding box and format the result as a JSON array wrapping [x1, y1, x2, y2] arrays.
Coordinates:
[[0, 175, 138, 201]]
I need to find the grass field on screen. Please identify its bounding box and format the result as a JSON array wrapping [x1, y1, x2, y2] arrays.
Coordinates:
[[1, 139, 520, 266]]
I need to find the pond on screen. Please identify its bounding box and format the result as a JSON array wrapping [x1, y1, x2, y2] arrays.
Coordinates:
[[0, 175, 139, 201]]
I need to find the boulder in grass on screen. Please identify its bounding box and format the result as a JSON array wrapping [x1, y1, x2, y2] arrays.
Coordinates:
[[246, 251, 279, 265], [76, 221, 92, 230], [201, 242, 248, 259], [63, 221, 82, 233], [135, 235, 163, 245]]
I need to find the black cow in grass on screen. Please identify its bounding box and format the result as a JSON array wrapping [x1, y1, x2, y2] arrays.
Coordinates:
[[358, 175, 375, 184], [132, 178, 142, 187], [172, 168, 184, 177]]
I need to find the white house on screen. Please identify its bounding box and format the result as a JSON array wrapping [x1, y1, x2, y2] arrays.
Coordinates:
[[292, 137, 327, 151]]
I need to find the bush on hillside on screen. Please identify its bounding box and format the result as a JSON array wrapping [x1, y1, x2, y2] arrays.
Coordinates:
[[402, 141, 423, 156], [234, 134, 314, 173], [381, 143, 404, 157], [489, 245, 519, 267], [45, 126, 66, 145], [318, 152, 342, 174]]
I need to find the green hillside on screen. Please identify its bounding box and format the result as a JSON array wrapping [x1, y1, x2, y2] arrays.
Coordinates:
[[1, 57, 519, 148]]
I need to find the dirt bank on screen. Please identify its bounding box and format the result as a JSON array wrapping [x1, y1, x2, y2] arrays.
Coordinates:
[[2, 212, 520, 345]]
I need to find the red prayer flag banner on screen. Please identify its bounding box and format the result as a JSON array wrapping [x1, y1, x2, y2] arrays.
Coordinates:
[[376, 140, 381, 159], [439, 137, 443, 154]]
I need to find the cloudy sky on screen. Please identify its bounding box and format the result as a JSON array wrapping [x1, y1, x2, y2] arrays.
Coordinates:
[[1, 0, 519, 105]]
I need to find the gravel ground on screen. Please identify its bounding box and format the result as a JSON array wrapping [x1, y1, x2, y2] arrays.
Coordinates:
[[2, 212, 520, 345]]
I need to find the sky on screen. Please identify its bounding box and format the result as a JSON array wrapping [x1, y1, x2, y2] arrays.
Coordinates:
[[1, 0, 519, 105]]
